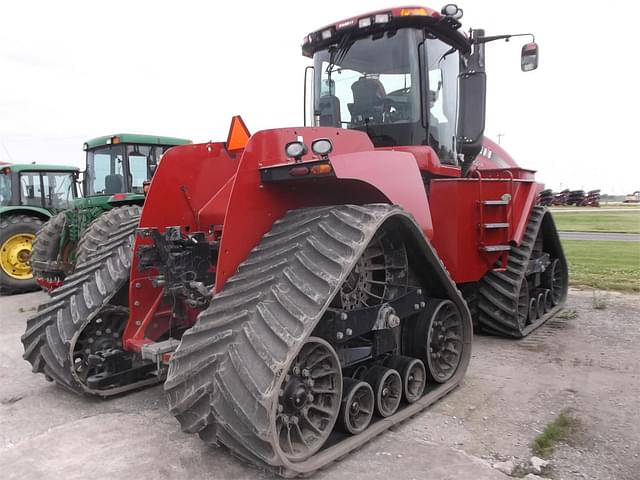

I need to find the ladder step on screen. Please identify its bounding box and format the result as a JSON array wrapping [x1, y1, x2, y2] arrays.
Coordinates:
[[482, 200, 509, 206], [482, 245, 511, 252], [483, 222, 509, 229]]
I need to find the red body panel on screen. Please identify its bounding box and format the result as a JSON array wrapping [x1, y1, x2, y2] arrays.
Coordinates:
[[429, 177, 538, 283], [124, 125, 542, 351], [213, 128, 433, 291]]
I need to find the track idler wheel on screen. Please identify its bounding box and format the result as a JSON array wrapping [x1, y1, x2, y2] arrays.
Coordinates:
[[384, 355, 426, 404], [407, 299, 464, 384], [276, 337, 342, 462], [338, 378, 374, 435], [363, 366, 401, 418]]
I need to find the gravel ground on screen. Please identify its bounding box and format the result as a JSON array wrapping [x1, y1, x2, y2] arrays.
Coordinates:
[[1, 288, 638, 480]]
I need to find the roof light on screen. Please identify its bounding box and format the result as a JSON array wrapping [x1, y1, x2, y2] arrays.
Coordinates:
[[311, 138, 333, 158], [321, 29, 333, 40], [358, 17, 372, 29], [285, 141, 308, 162], [83, 143, 88, 151], [441, 4, 463, 19], [400, 7, 429, 16], [374, 13, 390, 24]]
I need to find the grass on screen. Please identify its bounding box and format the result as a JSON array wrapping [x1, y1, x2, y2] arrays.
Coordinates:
[[551, 210, 640, 234], [532, 412, 579, 457], [563, 240, 640, 292]]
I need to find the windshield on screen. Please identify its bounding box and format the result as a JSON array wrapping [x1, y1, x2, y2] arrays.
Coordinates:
[[313, 29, 425, 147], [42, 172, 75, 209], [86, 145, 125, 196], [0, 173, 11, 206], [126, 145, 166, 194]]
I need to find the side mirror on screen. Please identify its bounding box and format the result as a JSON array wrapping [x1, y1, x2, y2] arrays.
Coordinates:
[[457, 29, 486, 160], [521, 42, 539, 72]]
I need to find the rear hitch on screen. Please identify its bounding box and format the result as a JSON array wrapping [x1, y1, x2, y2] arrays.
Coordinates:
[[86, 347, 157, 390]]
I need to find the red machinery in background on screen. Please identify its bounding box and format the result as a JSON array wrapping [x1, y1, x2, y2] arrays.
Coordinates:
[[23, 4, 566, 476]]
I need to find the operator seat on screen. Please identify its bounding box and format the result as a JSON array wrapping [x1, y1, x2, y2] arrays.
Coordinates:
[[318, 95, 342, 128], [348, 76, 386, 124], [104, 174, 123, 194]]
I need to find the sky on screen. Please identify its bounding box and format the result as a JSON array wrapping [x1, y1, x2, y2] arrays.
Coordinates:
[[0, 0, 638, 194]]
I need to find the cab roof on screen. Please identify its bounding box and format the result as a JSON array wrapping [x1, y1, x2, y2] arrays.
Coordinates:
[[84, 134, 192, 150], [302, 5, 469, 57], [1, 164, 79, 173]]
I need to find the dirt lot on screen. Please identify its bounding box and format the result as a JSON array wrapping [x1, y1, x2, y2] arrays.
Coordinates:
[[1, 288, 639, 480]]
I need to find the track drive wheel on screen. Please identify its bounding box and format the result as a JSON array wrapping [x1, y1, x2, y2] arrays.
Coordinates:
[[0, 214, 43, 294], [277, 337, 342, 461]]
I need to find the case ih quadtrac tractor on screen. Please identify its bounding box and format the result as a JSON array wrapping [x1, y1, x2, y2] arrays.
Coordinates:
[[30, 133, 191, 291], [22, 5, 567, 477], [0, 163, 79, 293]]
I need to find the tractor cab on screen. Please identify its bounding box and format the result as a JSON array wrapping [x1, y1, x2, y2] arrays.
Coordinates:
[[82, 134, 191, 196], [0, 164, 79, 211], [304, 5, 537, 171]]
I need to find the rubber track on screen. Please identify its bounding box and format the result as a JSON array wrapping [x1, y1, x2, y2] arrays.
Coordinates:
[[21, 206, 143, 395], [30, 211, 67, 287], [476, 206, 565, 338], [165, 204, 470, 476], [76, 206, 142, 263]]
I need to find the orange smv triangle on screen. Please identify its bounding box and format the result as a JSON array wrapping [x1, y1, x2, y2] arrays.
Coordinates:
[[226, 115, 251, 152]]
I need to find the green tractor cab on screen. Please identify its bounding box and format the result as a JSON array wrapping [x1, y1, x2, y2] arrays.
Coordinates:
[[31, 134, 191, 291], [0, 163, 79, 294]]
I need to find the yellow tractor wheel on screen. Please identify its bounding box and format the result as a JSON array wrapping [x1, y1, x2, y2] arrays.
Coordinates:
[[1, 233, 35, 279], [0, 214, 44, 294]]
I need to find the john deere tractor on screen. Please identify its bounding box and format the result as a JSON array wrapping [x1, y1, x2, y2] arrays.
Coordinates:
[[30, 134, 191, 291], [0, 163, 79, 293]]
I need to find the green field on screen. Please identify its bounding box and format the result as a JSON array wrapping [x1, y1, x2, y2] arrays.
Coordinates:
[[563, 240, 640, 292], [552, 210, 640, 234]]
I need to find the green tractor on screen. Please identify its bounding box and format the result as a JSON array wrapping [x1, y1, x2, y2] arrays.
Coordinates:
[[30, 134, 191, 291], [0, 163, 79, 294]]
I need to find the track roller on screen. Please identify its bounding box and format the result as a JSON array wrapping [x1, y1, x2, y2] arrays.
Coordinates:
[[528, 297, 537, 322], [384, 355, 426, 403], [338, 378, 374, 434], [535, 291, 545, 318], [363, 366, 401, 418], [543, 289, 552, 312], [277, 337, 342, 462]]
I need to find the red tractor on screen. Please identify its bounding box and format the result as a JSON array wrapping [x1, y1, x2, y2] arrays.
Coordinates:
[[22, 5, 567, 476]]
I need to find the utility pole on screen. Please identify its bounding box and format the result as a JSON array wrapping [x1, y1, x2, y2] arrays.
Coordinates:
[[497, 133, 505, 145]]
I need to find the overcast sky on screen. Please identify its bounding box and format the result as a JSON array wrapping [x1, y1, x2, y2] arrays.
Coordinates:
[[1, 0, 638, 194]]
